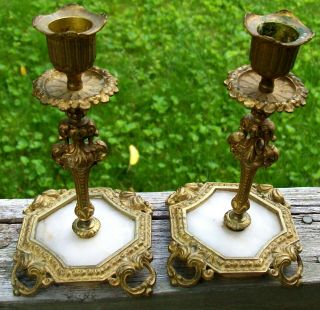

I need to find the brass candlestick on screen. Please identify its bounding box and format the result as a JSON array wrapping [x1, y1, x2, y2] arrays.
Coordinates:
[[224, 10, 314, 231], [166, 10, 313, 288], [12, 4, 156, 296], [33, 4, 114, 238]]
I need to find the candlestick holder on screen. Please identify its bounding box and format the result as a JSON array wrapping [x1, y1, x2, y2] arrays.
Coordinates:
[[12, 4, 155, 296], [167, 10, 313, 287]]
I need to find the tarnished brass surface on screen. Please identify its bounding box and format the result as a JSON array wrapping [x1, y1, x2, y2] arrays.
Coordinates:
[[33, 4, 107, 91], [33, 67, 118, 111], [245, 10, 313, 93], [224, 109, 279, 231], [225, 65, 308, 113], [166, 182, 303, 287], [223, 10, 313, 231], [224, 65, 306, 230], [31, 5, 118, 238], [12, 4, 157, 297], [12, 188, 156, 296], [52, 108, 107, 238], [224, 209, 251, 232]]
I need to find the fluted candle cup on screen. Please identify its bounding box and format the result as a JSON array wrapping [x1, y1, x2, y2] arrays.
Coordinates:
[[33, 4, 106, 91], [245, 10, 313, 93]]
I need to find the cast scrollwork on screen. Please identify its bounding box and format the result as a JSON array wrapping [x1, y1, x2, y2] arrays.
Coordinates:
[[167, 241, 214, 287], [255, 183, 286, 205], [24, 189, 69, 214], [119, 191, 152, 213], [268, 243, 303, 287], [108, 251, 156, 296], [166, 183, 204, 206], [11, 250, 54, 296]]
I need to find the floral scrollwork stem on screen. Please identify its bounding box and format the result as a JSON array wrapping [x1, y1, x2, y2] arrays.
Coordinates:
[[268, 243, 303, 287], [11, 250, 54, 296], [52, 108, 107, 238], [167, 241, 214, 287], [108, 251, 156, 296], [225, 108, 279, 231]]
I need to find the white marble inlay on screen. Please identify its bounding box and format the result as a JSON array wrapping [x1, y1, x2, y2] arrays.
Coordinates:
[[186, 190, 282, 258], [35, 198, 136, 266]]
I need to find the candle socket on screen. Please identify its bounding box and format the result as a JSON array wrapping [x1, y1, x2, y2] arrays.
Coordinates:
[[246, 10, 313, 94], [33, 4, 106, 92]]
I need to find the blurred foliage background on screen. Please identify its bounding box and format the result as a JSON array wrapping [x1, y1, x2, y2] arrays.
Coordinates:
[[0, 0, 319, 198]]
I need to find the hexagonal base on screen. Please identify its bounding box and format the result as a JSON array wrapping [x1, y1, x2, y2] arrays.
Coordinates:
[[167, 182, 303, 287], [12, 188, 156, 296]]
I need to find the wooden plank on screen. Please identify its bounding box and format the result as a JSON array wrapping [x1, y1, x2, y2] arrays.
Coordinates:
[[0, 188, 320, 309], [0, 199, 33, 224]]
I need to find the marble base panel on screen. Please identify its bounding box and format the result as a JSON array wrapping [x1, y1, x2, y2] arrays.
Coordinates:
[[35, 198, 136, 266], [186, 190, 282, 258]]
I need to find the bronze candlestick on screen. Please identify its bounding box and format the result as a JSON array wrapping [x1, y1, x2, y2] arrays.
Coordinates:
[[166, 10, 313, 288], [33, 4, 117, 238], [224, 10, 314, 231], [12, 4, 156, 296]]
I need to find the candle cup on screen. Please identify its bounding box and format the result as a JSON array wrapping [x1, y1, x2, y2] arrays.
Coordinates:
[[33, 4, 106, 91], [245, 10, 313, 93]]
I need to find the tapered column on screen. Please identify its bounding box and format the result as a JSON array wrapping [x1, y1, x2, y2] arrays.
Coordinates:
[[52, 108, 107, 238], [224, 109, 279, 231]]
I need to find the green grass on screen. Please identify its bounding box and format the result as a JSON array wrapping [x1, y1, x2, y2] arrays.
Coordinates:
[[0, 0, 319, 198]]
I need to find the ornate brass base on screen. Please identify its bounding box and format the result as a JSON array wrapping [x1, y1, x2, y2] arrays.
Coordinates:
[[72, 216, 101, 238], [224, 210, 251, 231], [12, 188, 156, 296], [166, 182, 303, 288]]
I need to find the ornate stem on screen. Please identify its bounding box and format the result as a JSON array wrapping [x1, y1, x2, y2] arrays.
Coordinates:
[[72, 168, 92, 221], [224, 109, 279, 231], [52, 108, 107, 238], [232, 163, 257, 214]]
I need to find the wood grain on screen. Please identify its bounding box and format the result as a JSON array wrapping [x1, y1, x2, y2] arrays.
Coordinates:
[[0, 187, 320, 310]]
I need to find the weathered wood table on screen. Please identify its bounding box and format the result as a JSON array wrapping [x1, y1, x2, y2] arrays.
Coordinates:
[[1, 188, 320, 310]]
